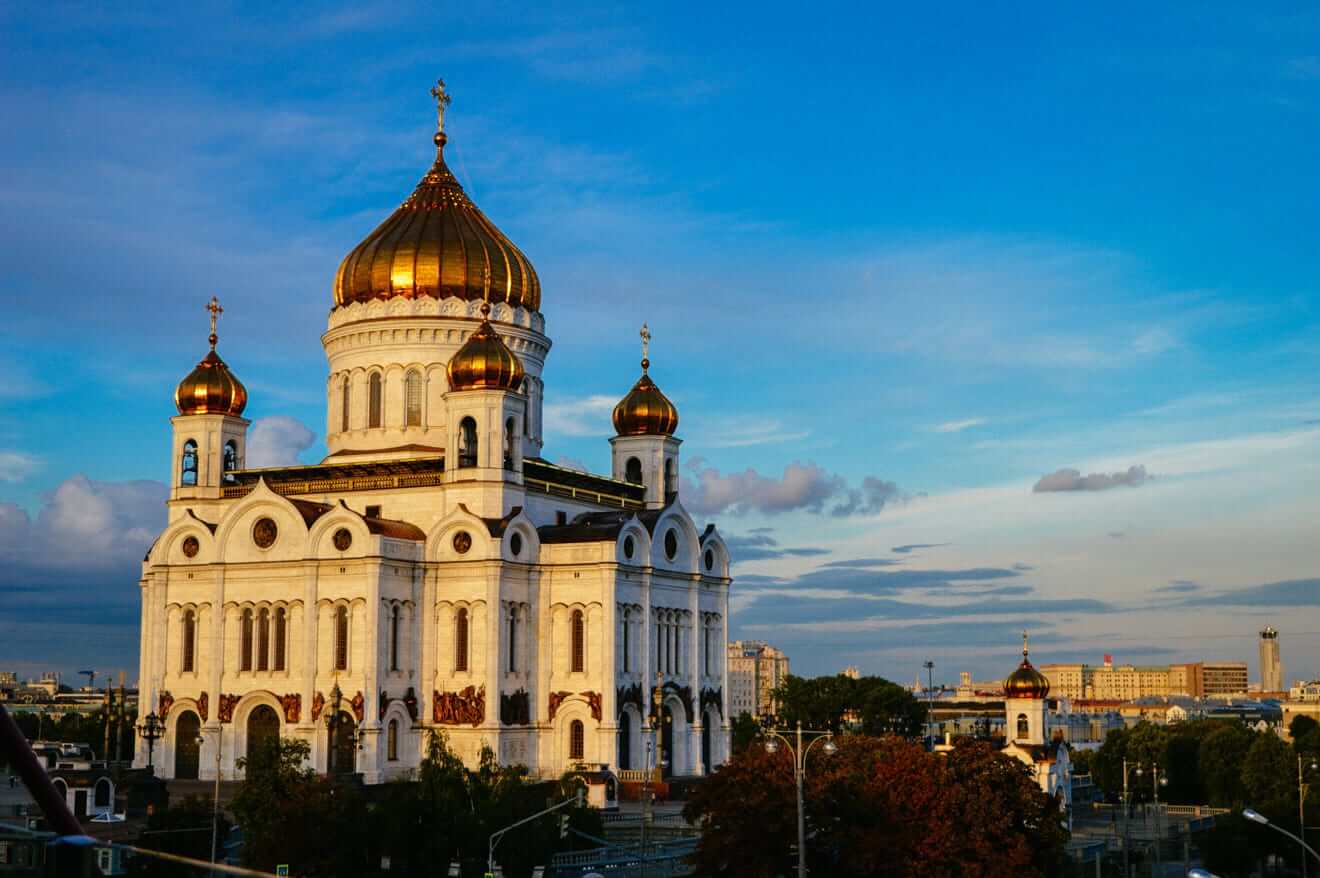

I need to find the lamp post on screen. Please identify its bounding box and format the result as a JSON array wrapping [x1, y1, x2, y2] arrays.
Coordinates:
[[1243, 809, 1320, 867], [139, 712, 163, 773], [762, 721, 837, 878], [923, 660, 935, 747], [197, 729, 221, 876], [1300, 756, 1319, 878], [326, 682, 343, 775], [1121, 758, 1139, 877]]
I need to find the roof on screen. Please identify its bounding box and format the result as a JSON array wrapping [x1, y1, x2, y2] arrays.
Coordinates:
[[286, 497, 426, 541], [221, 457, 446, 499]]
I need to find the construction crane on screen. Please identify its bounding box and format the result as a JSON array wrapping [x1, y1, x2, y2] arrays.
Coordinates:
[[79, 669, 95, 691]]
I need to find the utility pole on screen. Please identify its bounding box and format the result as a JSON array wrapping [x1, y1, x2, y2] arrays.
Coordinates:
[[923, 661, 935, 746]]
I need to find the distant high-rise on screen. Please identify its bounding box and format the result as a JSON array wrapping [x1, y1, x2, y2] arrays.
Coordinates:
[[1259, 627, 1284, 692], [727, 640, 790, 718]]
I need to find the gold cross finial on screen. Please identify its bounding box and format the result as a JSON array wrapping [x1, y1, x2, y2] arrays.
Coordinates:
[[640, 323, 651, 371], [430, 78, 452, 133], [206, 296, 223, 349], [1022, 629, 1029, 657]]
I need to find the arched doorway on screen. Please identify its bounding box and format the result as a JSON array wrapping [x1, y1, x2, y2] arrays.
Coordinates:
[[701, 719, 711, 773], [246, 705, 280, 766], [174, 711, 201, 779], [329, 712, 357, 775], [660, 704, 674, 778], [618, 711, 632, 770]]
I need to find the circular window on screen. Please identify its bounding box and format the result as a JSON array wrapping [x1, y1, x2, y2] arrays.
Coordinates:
[[333, 528, 353, 551], [704, 549, 714, 571], [252, 517, 278, 549], [510, 532, 523, 557], [664, 529, 678, 561], [181, 536, 200, 558], [452, 531, 472, 554], [623, 535, 635, 560]]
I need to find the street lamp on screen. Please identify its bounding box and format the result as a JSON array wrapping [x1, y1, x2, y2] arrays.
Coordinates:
[[1187, 870, 1222, 878], [1300, 757, 1319, 878], [1244, 808, 1320, 867], [761, 721, 837, 878], [922, 660, 935, 747], [138, 712, 163, 773], [198, 730, 221, 875]]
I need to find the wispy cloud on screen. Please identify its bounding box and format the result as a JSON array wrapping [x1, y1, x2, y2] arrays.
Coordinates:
[[697, 416, 810, 448], [681, 459, 901, 518], [933, 418, 986, 434], [0, 451, 40, 483], [1033, 464, 1151, 493], [543, 394, 617, 437]]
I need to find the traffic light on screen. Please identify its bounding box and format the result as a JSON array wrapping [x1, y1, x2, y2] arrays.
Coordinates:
[[558, 814, 569, 839]]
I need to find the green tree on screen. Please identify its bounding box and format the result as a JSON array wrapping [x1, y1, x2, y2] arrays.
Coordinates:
[[730, 712, 761, 756], [772, 673, 922, 736], [1199, 724, 1253, 806], [130, 795, 229, 878], [1163, 732, 1204, 804], [1289, 714, 1319, 741], [1242, 732, 1294, 813]]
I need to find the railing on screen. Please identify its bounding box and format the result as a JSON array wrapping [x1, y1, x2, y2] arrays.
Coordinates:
[[525, 477, 644, 511], [547, 838, 698, 877], [1091, 802, 1230, 818], [222, 470, 445, 498]]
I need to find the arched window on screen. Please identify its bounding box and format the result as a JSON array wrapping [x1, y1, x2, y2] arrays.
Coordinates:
[[621, 610, 631, 673], [625, 457, 643, 485], [390, 604, 400, 672], [334, 605, 349, 672], [503, 417, 515, 469], [571, 609, 585, 673], [223, 440, 238, 482], [664, 458, 676, 498], [569, 719, 585, 761], [508, 608, 518, 673], [454, 608, 469, 672], [341, 377, 351, 432], [273, 607, 287, 671], [1016, 713, 1029, 739], [181, 439, 199, 486], [182, 610, 196, 673], [257, 608, 270, 671], [368, 373, 383, 428], [240, 609, 254, 672], [387, 718, 399, 761], [703, 623, 711, 677], [94, 778, 111, 808], [404, 370, 423, 427], [458, 417, 478, 468]]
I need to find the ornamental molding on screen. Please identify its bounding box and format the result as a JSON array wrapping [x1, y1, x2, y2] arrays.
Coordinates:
[[218, 693, 240, 724], [500, 689, 530, 726], [280, 693, 301, 724], [433, 686, 485, 726], [158, 691, 174, 720]]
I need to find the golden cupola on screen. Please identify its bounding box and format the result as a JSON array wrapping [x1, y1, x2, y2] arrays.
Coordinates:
[[446, 304, 526, 391], [333, 80, 541, 312], [175, 297, 248, 417], [613, 324, 679, 436], [1003, 632, 1050, 700]]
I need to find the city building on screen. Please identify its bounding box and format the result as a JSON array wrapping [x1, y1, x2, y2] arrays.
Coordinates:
[[1259, 628, 1284, 692], [1168, 663, 1204, 698], [1202, 663, 1250, 696], [1040, 657, 1250, 699], [727, 641, 790, 719], [132, 82, 734, 785]]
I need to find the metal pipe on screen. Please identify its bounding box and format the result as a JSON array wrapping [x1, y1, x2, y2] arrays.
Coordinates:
[[0, 702, 83, 837]]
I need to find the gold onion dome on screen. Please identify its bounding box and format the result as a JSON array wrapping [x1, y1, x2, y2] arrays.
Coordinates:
[[613, 324, 679, 436], [333, 79, 540, 312], [446, 305, 526, 391], [175, 297, 247, 416], [1003, 632, 1050, 699]]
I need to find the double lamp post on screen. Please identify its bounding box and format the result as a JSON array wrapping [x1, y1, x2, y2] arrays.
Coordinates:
[[761, 721, 837, 878]]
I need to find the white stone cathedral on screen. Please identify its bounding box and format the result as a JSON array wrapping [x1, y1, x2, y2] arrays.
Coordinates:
[[133, 81, 733, 785]]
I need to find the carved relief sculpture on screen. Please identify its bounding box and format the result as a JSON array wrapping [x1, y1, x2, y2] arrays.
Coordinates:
[[546, 690, 572, 722], [379, 689, 390, 721], [700, 686, 724, 719], [218, 693, 241, 724], [617, 683, 644, 716], [157, 691, 174, 720], [351, 690, 366, 723], [403, 687, 419, 722], [500, 689, 530, 726], [433, 686, 485, 727], [311, 690, 326, 722], [581, 690, 602, 722], [280, 693, 302, 724], [197, 692, 208, 722]]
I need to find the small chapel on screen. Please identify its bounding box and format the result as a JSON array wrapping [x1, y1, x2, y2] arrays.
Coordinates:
[[133, 81, 733, 784], [1001, 633, 1073, 817]]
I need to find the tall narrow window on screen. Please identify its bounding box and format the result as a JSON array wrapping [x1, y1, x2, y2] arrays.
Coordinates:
[[1017, 713, 1029, 739], [703, 624, 711, 677], [334, 605, 349, 671], [508, 608, 518, 673], [387, 719, 399, 761], [622, 610, 631, 673], [404, 370, 423, 427], [569, 719, 585, 760], [257, 608, 270, 671], [240, 609, 253, 672], [458, 417, 478, 468], [625, 457, 643, 485], [182, 610, 196, 673], [181, 440, 199, 486], [273, 607, 286, 671], [390, 605, 400, 672], [571, 609, 585, 673], [455, 608, 469, 672], [223, 441, 238, 482], [664, 458, 676, 498], [503, 418, 515, 469], [341, 377, 351, 432], [368, 373, 383, 428]]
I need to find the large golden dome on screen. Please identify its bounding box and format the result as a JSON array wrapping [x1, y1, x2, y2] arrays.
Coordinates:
[[175, 297, 247, 417], [1003, 633, 1050, 699], [333, 83, 540, 312], [447, 307, 526, 392]]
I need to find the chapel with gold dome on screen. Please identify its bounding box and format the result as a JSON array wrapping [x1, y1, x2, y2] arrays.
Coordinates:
[[136, 80, 732, 787]]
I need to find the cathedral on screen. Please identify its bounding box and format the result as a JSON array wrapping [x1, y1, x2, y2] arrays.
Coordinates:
[[133, 81, 733, 784]]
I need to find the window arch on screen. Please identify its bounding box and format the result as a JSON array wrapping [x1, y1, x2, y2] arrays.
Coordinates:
[[368, 373, 383, 428], [664, 458, 676, 497], [181, 439, 198, 486], [404, 370, 423, 427], [390, 604, 400, 672], [571, 609, 585, 674], [387, 719, 399, 761], [622, 609, 631, 673], [93, 778, 111, 809], [1016, 713, 1029, 739], [341, 377, 351, 432], [569, 719, 585, 761], [257, 608, 270, 671], [273, 607, 287, 671], [334, 605, 349, 671], [625, 457, 643, 485], [508, 608, 518, 673], [240, 609, 254, 672], [458, 417, 478, 468], [223, 440, 239, 482], [182, 609, 196, 673], [454, 608, 469, 672], [503, 417, 515, 470]]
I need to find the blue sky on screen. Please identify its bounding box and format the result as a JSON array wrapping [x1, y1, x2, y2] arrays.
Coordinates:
[[2, 3, 1318, 686]]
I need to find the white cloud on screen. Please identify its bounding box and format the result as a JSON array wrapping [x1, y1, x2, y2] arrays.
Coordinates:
[[0, 475, 167, 571], [933, 418, 987, 434], [246, 416, 316, 468], [696, 416, 810, 448], [0, 451, 41, 482], [681, 459, 900, 518], [543, 394, 618, 437], [1033, 465, 1151, 493]]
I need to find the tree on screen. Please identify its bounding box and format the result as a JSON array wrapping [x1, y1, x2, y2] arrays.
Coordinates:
[[1242, 732, 1294, 814], [1290, 714, 1318, 742], [1199, 724, 1253, 807], [772, 673, 923, 737], [730, 713, 761, 756], [131, 795, 230, 877]]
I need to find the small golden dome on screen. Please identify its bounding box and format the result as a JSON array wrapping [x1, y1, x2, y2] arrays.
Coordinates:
[[175, 297, 247, 417], [1003, 633, 1050, 699], [446, 308, 526, 391], [613, 359, 679, 437], [333, 82, 540, 312]]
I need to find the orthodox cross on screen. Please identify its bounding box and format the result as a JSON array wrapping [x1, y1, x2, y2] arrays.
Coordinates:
[[206, 296, 223, 348], [640, 323, 651, 369], [1021, 629, 1029, 657], [430, 78, 452, 132]]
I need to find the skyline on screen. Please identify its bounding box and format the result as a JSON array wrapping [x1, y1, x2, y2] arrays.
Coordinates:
[[1, 3, 1318, 684]]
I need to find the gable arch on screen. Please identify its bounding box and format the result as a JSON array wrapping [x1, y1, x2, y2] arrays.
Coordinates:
[[500, 512, 540, 563], [616, 521, 651, 566], [427, 505, 496, 562], [698, 529, 731, 578], [213, 481, 312, 564], [306, 505, 374, 559], [650, 505, 702, 573]]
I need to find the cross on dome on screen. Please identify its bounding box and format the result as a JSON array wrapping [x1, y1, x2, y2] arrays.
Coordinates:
[[640, 323, 651, 371], [430, 78, 452, 134], [206, 295, 223, 349]]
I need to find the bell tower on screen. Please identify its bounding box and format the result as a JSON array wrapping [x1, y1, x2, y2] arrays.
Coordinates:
[[1003, 631, 1050, 745], [610, 325, 681, 509]]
